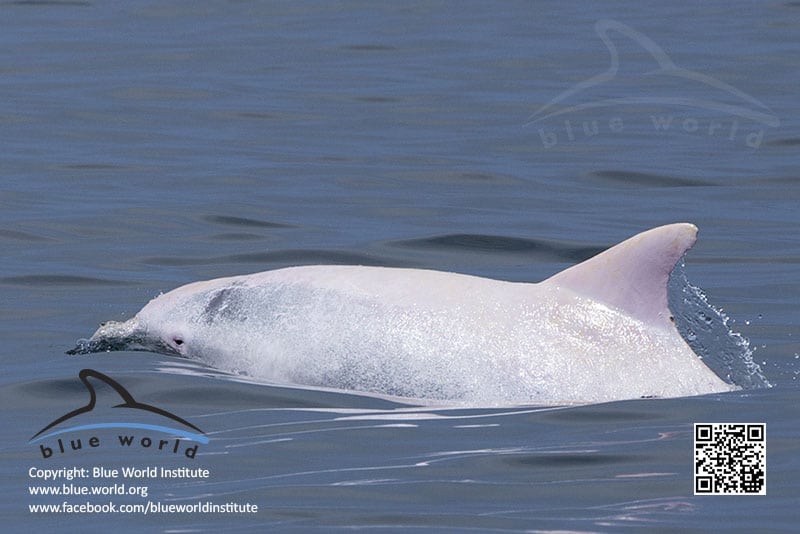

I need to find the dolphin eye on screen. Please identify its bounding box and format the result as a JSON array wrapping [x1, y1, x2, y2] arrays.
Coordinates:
[[173, 338, 184, 346]]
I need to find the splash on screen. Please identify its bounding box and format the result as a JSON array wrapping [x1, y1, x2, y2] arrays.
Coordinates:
[[668, 261, 770, 389]]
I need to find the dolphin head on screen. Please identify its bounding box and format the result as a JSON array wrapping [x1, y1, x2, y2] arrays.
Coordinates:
[[66, 316, 188, 358], [67, 277, 242, 360]]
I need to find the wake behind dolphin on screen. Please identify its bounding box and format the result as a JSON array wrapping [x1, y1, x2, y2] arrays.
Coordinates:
[[68, 223, 746, 405]]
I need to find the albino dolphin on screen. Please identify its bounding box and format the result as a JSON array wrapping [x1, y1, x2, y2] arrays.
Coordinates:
[[68, 223, 737, 404]]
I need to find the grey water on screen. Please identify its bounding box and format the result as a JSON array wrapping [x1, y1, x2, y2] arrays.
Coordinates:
[[1, 0, 798, 531]]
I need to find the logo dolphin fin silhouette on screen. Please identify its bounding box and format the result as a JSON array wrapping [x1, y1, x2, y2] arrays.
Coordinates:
[[30, 369, 202, 441], [527, 19, 779, 127]]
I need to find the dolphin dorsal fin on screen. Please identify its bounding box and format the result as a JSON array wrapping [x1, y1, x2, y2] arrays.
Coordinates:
[[542, 223, 697, 328]]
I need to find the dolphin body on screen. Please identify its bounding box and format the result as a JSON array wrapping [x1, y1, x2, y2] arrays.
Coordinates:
[[68, 223, 737, 404]]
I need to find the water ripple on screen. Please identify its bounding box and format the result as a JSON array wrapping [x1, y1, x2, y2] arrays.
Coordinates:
[[142, 250, 397, 267], [586, 170, 708, 188], [388, 233, 603, 263], [202, 215, 295, 230], [0, 274, 130, 287]]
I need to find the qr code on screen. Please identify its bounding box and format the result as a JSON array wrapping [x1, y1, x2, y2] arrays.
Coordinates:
[[694, 423, 766, 495]]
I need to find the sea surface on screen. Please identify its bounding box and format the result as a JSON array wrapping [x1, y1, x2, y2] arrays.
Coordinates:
[[1, 1, 798, 532]]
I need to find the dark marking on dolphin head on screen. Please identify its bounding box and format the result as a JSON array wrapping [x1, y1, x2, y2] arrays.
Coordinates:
[[201, 283, 249, 324]]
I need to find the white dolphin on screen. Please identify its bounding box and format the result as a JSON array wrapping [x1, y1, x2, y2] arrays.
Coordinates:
[[68, 223, 737, 404]]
